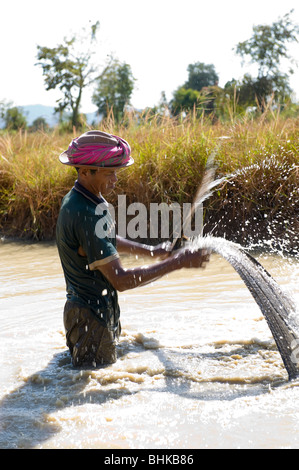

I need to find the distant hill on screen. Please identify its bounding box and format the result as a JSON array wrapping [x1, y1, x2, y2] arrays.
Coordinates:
[[0, 104, 99, 128], [22, 104, 59, 127]]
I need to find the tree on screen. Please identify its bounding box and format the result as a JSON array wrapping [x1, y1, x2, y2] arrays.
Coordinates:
[[92, 56, 135, 122], [0, 102, 27, 130], [234, 10, 299, 108], [29, 117, 50, 132], [36, 22, 100, 128], [170, 87, 200, 115], [184, 62, 219, 92], [170, 62, 219, 116]]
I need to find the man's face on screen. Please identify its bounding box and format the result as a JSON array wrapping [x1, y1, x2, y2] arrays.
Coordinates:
[[90, 168, 118, 195]]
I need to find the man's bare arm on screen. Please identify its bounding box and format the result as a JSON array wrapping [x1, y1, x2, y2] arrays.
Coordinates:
[[97, 248, 209, 292], [116, 235, 171, 259]]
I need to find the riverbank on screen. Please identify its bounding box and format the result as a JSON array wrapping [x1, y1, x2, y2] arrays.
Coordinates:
[[0, 112, 298, 252]]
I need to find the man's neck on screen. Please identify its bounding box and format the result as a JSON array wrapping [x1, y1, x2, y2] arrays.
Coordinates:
[[74, 180, 104, 205]]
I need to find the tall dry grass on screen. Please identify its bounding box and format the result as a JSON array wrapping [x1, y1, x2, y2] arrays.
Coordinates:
[[0, 130, 74, 238], [0, 110, 298, 250]]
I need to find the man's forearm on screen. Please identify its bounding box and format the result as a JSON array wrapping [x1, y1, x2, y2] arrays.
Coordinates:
[[111, 252, 183, 291], [116, 235, 154, 257], [98, 246, 209, 292]]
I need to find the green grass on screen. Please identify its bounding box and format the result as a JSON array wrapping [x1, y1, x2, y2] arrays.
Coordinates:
[[0, 111, 298, 251]]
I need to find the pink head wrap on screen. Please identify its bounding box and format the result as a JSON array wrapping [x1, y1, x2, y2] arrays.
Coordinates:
[[59, 130, 134, 169]]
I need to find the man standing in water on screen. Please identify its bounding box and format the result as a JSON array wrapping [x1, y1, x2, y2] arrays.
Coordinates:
[[56, 130, 209, 368]]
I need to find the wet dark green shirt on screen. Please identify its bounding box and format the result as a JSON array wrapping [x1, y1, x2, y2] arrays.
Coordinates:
[[56, 181, 120, 330]]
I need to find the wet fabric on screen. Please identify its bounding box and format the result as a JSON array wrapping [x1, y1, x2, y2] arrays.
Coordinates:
[[64, 301, 121, 367], [56, 180, 120, 331]]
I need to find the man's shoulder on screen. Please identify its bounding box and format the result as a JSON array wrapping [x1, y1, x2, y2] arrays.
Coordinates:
[[61, 188, 93, 213]]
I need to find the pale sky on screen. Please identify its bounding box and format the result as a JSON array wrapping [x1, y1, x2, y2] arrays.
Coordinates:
[[2, 0, 299, 113]]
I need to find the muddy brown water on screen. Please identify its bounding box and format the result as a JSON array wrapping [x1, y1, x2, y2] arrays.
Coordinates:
[[0, 240, 298, 449]]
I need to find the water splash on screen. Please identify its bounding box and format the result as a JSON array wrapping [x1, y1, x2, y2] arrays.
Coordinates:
[[204, 154, 298, 256], [171, 150, 299, 380], [189, 235, 299, 381]]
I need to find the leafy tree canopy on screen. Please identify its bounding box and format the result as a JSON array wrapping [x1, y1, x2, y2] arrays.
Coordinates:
[[235, 10, 299, 77], [36, 22, 100, 128], [170, 62, 220, 116], [92, 56, 135, 122], [170, 87, 200, 115], [0, 101, 27, 130], [29, 117, 50, 132], [184, 62, 219, 92], [234, 10, 299, 108]]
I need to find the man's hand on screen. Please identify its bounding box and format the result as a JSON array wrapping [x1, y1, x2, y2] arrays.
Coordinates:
[[150, 241, 173, 259], [176, 248, 210, 269]]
